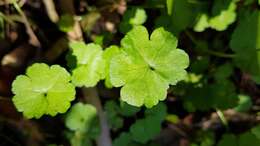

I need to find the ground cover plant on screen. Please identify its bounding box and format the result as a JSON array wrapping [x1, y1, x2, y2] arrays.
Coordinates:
[[0, 0, 260, 146]]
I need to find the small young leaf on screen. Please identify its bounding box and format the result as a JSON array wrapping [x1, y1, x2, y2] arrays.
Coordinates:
[[69, 41, 105, 87], [234, 94, 253, 112], [58, 14, 74, 32], [110, 26, 189, 107], [65, 103, 99, 135], [12, 63, 75, 119], [119, 8, 147, 34]]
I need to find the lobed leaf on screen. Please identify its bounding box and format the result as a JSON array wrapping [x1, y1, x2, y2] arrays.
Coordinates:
[[110, 26, 189, 108], [69, 41, 105, 87], [12, 63, 75, 119]]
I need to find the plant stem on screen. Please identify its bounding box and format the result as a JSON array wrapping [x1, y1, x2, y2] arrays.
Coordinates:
[[42, 0, 59, 23], [216, 109, 229, 128], [0, 12, 15, 25], [185, 30, 236, 58], [205, 50, 236, 58], [12, 0, 41, 47], [82, 87, 112, 146]]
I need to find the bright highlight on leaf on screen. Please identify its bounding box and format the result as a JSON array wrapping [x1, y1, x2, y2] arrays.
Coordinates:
[[69, 41, 105, 87], [209, 0, 237, 31], [12, 63, 76, 119], [110, 26, 189, 108], [194, 0, 237, 32]]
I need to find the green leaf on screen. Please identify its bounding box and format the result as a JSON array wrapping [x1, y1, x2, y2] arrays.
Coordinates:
[[113, 133, 133, 146], [209, 81, 238, 110], [144, 102, 167, 122], [230, 10, 260, 83], [239, 132, 260, 146], [165, 114, 180, 124], [67, 131, 93, 146], [190, 56, 210, 74], [130, 117, 161, 144], [119, 101, 140, 117], [110, 26, 189, 107], [184, 80, 238, 111], [251, 125, 260, 140], [119, 8, 147, 34], [194, 14, 209, 32], [213, 63, 233, 80], [65, 103, 100, 136], [104, 101, 124, 131], [195, 131, 215, 146], [167, 0, 198, 34], [105, 100, 140, 130], [234, 94, 253, 112], [209, 0, 237, 31], [184, 86, 213, 112], [217, 128, 260, 146], [130, 103, 167, 143], [217, 134, 237, 146], [69, 41, 105, 87], [58, 14, 74, 32], [244, 0, 256, 5], [12, 63, 75, 119], [103, 46, 120, 88]]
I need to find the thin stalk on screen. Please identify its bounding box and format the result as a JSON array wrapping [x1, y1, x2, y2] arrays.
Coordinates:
[[12, 0, 41, 47], [0, 12, 15, 25], [185, 30, 236, 58], [216, 109, 229, 128], [205, 50, 236, 58], [42, 0, 59, 23], [82, 87, 112, 146]]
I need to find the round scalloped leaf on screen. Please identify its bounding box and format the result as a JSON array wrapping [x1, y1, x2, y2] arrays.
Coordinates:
[[103, 46, 120, 88], [65, 103, 98, 133], [110, 26, 189, 108], [69, 41, 105, 87], [12, 63, 75, 119]]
